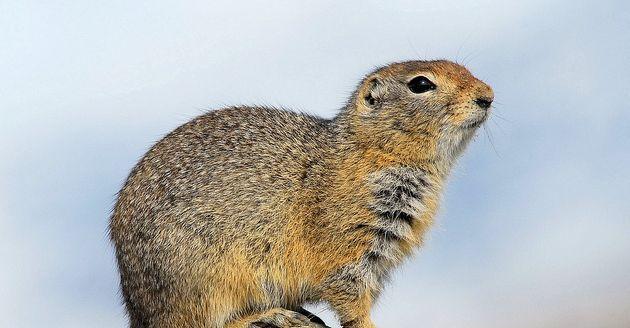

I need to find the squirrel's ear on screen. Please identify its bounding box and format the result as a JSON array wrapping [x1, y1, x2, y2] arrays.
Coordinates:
[[357, 76, 386, 114]]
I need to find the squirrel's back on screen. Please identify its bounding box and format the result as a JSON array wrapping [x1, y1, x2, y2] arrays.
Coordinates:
[[112, 106, 333, 231]]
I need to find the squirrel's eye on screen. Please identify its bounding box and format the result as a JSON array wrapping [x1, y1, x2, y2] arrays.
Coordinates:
[[407, 76, 436, 94]]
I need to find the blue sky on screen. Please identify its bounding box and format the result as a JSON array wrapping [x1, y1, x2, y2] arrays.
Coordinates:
[[1, 1, 629, 327]]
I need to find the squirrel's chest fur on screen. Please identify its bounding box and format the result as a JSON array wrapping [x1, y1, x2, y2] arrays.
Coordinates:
[[315, 166, 440, 297], [368, 166, 434, 242]]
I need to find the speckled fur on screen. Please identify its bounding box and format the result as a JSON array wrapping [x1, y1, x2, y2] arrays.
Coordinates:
[[110, 60, 493, 328]]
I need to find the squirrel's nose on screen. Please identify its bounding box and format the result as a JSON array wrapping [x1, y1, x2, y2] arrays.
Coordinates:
[[475, 97, 493, 110]]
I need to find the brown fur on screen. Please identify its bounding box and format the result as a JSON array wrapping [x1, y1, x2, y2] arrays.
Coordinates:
[[110, 60, 493, 328]]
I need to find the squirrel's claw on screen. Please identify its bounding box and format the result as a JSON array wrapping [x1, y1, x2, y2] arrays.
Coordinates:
[[250, 307, 328, 328]]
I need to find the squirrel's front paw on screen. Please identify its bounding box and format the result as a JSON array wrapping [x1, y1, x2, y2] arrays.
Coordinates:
[[250, 308, 328, 328]]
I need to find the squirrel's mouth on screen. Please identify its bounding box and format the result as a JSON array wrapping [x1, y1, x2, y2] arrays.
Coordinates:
[[461, 113, 488, 129], [462, 120, 484, 129]]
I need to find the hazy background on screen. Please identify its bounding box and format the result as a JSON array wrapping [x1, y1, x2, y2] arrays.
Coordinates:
[[2, 0, 629, 327]]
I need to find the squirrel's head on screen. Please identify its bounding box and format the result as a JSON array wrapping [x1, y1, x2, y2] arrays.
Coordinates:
[[342, 60, 493, 163]]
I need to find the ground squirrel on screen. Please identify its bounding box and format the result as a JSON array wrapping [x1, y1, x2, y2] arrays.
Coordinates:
[[110, 60, 494, 328]]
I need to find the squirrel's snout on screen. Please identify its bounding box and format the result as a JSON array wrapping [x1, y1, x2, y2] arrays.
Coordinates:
[[475, 97, 493, 109], [474, 83, 494, 110]]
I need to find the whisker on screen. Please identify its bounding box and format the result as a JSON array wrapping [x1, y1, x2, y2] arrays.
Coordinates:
[[490, 117, 506, 134], [461, 52, 474, 66], [406, 37, 422, 59], [483, 124, 501, 158], [463, 49, 482, 66], [492, 114, 510, 123], [455, 33, 472, 65], [490, 108, 511, 123]]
